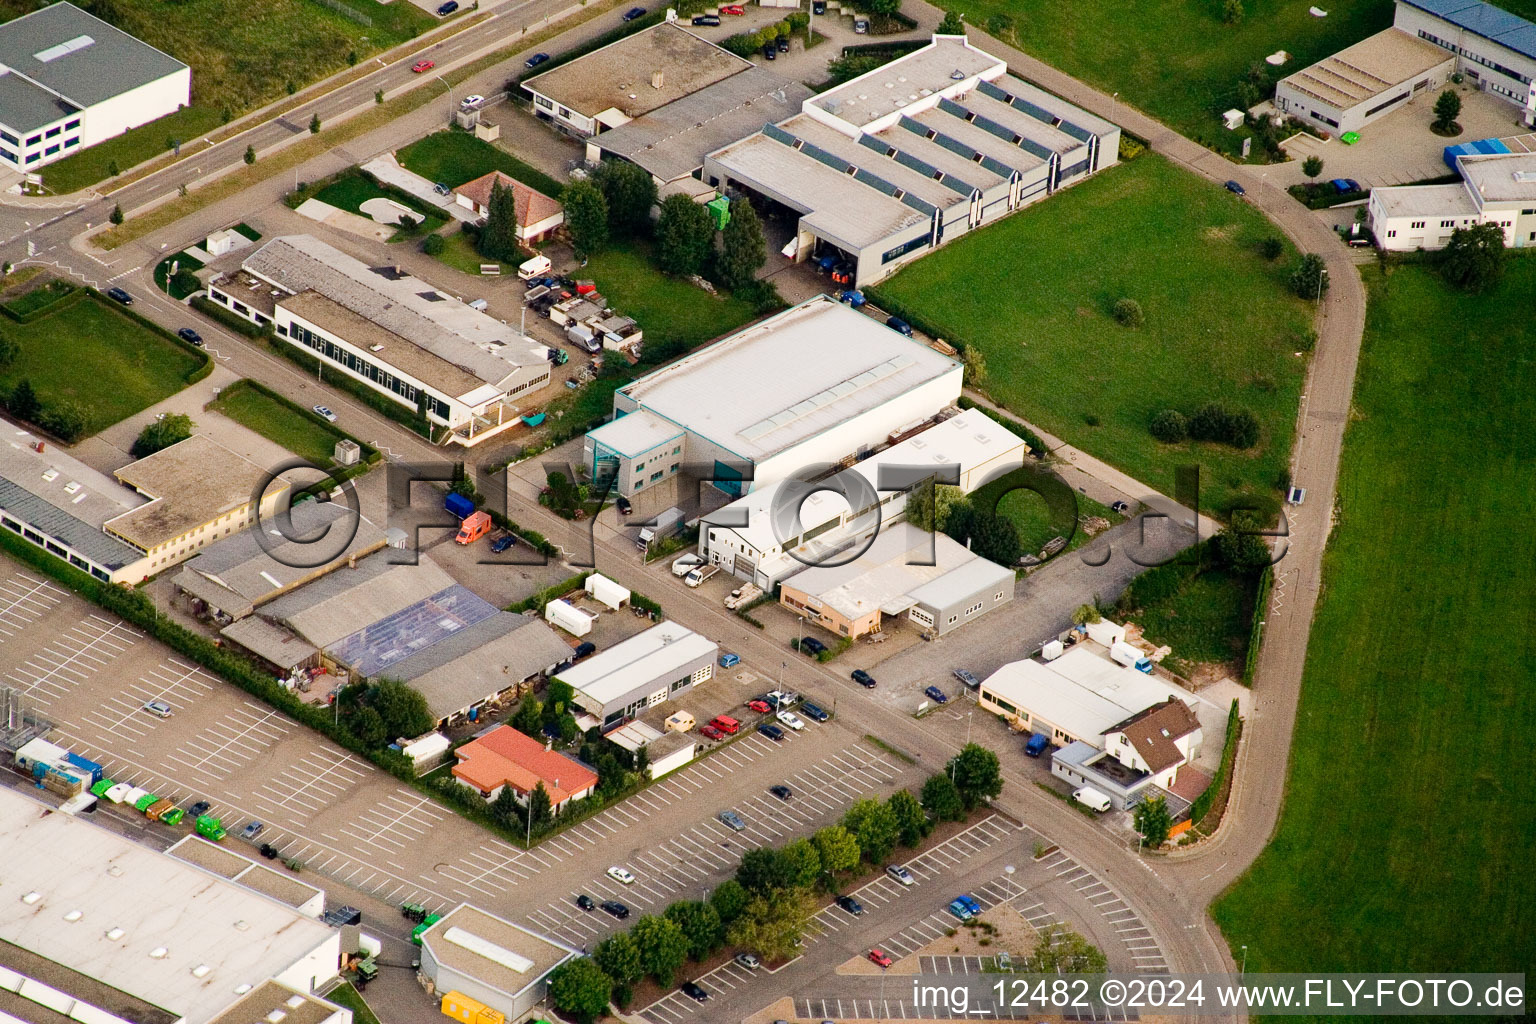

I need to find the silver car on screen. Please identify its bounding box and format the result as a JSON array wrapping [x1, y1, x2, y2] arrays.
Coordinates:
[[719, 810, 746, 831]]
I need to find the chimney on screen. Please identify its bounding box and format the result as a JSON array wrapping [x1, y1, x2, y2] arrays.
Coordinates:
[[651, 71, 664, 90], [545, 737, 553, 751]]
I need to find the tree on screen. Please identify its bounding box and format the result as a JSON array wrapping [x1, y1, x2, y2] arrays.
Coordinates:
[[970, 510, 1021, 566], [664, 900, 723, 960], [527, 781, 553, 826], [547, 958, 612, 1024], [1440, 222, 1506, 293], [708, 879, 749, 924], [594, 932, 642, 986], [511, 696, 542, 736], [41, 401, 87, 443], [1112, 297, 1144, 327], [1289, 252, 1328, 300], [946, 743, 1004, 810], [561, 179, 609, 257], [736, 846, 793, 895], [107, 159, 120, 176], [6, 379, 39, 423], [921, 772, 966, 821], [716, 199, 766, 290], [1222, 0, 1244, 24], [558, 713, 580, 744], [1302, 155, 1323, 179], [812, 824, 861, 875], [937, 9, 964, 34], [631, 914, 689, 987], [1133, 795, 1174, 848], [1149, 408, 1189, 442], [422, 233, 445, 256], [243, 144, 256, 165], [865, 0, 900, 15], [131, 413, 194, 457], [349, 706, 387, 746], [309, 113, 321, 134], [369, 679, 436, 738], [887, 789, 929, 848], [1432, 88, 1462, 133], [0, 334, 16, 368], [961, 345, 987, 385], [1072, 603, 1101, 626], [109, 204, 124, 226], [492, 785, 518, 825], [1214, 525, 1272, 571], [780, 836, 822, 889], [725, 887, 818, 963], [1258, 236, 1284, 260], [594, 159, 657, 236], [1024, 924, 1108, 974], [843, 798, 900, 863], [656, 193, 715, 277], [478, 180, 521, 261]]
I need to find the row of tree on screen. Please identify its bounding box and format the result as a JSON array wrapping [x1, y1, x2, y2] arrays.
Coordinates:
[[0, 377, 89, 442], [906, 478, 1023, 567]]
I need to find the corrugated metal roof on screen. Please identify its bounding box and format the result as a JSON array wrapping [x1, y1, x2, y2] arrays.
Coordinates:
[[1402, 0, 1536, 60], [394, 613, 572, 721], [0, 478, 142, 568]]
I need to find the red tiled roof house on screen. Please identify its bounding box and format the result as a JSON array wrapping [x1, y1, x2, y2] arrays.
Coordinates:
[[451, 724, 597, 809], [452, 171, 564, 244]]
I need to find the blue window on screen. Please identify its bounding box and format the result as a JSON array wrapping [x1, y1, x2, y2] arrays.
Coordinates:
[[24, 154, 38, 164], [45, 126, 60, 138], [0, 131, 15, 144], [44, 144, 59, 156], [25, 134, 39, 145], [64, 119, 79, 130], [0, 149, 14, 163], [63, 137, 78, 148]]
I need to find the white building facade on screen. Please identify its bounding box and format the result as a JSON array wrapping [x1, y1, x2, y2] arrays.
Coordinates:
[[1394, 0, 1536, 123], [1368, 150, 1536, 249]]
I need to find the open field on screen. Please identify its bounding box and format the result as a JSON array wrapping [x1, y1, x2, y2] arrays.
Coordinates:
[[208, 380, 354, 466], [1115, 552, 1258, 675], [583, 239, 762, 356], [0, 292, 204, 435], [1, 0, 435, 194], [1214, 260, 1536, 981], [874, 154, 1311, 519], [398, 130, 565, 199]]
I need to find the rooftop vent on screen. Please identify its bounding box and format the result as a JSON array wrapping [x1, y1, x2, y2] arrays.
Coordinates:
[[35, 35, 94, 63], [64, 910, 83, 922], [233, 985, 253, 996], [1514, 170, 1536, 183], [285, 996, 306, 1010], [41, 468, 58, 482], [149, 947, 168, 959], [21, 892, 41, 905], [233, 920, 250, 931], [63, 481, 79, 493], [106, 866, 123, 877], [192, 965, 211, 979], [951, 69, 965, 80], [266, 1010, 287, 1023], [106, 928, 126, 941]]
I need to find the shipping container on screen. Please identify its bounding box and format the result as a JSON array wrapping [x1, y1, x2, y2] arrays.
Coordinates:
[[195, 815, 227, 841], [411, 913, 443, 945], [444, 491, 476, 520], [104, 782, 133, 803], [440, 991, 505, 1024], [14, 738, 68, 774], [63, 752, 105, 785], [160, 806, 185, 826], [89, 778, 115, 798]]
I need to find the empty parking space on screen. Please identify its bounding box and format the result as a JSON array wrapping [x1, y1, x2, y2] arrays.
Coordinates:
[[1039, 850, 1169, 974], [5, 614, 140, 705], [0, 572, 64, 643], [163, 703, 292, 782]]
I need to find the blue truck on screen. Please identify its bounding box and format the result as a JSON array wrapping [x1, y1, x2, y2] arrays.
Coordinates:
[[1024, 733, 1050, 758], [444, 492, 476, 520], [63, 752, 104, 785]]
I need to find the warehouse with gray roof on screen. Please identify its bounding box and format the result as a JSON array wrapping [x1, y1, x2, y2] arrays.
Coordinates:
[[702, 34, 1119, 287]]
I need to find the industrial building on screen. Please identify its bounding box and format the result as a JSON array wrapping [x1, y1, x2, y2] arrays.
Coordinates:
[[702, 34, 1119, 287], [450, 725, 599, 809], [417, 904, 579, 1022], [0, 787, 347, 1024], [778, 523, 1014, 639], [207, 236, 553, 446], [1272, 28, 1455, 136], [0, 2, 190, 174], [1395, 0, 1536, 123], [584, 296, 961, 498], [699, 407, 1027, 589], [556, 621, 717, 730], [1368, 148, 1536, 249], [521, 22, 752, 139]]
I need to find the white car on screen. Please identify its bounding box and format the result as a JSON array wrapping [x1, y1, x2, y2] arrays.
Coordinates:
[[886, 864, 915, 886], [313, 404, 337, 423], [459, 93, 485, 110], [606, 866, 636, 885], [775, 710, 804, 731]]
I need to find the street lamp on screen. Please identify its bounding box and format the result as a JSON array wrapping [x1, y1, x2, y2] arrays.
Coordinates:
[[436, 74, 454, 120], [1241, 945, 1248, 977], [1003, 864, 1015, 901]]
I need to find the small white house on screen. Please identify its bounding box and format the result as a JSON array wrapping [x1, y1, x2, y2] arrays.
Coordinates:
[[1100, 698, 1203, 788]]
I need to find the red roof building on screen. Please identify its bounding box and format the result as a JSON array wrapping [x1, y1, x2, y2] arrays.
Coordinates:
[[452, 725, 597, 808], [452, 171, 565, 244]]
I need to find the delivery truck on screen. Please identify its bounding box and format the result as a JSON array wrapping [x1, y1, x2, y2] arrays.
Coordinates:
[[638, 507, 684, 550], [455, 511, 492, 544], [444, 491, 476, 520]]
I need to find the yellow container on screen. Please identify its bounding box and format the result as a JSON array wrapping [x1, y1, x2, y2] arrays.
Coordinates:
[[440, 992, 504, 1024]]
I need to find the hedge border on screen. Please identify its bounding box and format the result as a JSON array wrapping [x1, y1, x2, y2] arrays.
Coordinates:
[[1241, 565, 1272, 686], [1, 281, 86, 324], [215, 378, 382, 466], [1189, 699, 1241, 826]]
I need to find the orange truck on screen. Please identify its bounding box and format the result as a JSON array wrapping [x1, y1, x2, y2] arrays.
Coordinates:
[[455, 511, 492, 545]]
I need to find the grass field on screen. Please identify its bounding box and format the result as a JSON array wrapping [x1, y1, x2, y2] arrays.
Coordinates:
[[583, 239, 762, 354], [433, 231, 512, 277], [1115, 554, 1258, 675], [0, 294, 203, 435], [313, 172, 446, 237], [398, 131, 566, 200], [2, 0, 435, 193], [968, 466, 1124, 560], [2, 279, 75, 319], [209, 380, 355, 466], [1213, 260, 1536, 984], [874, 154, 1311, 519]]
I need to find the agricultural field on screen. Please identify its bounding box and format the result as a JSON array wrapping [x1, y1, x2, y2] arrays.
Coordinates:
[[874, 154, 1312, 519], [397, 131, 565, 200], [1214, 260, 1536, 979]]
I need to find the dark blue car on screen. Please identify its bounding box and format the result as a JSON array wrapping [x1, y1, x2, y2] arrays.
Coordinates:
[[436, 1, 459, 15], [757, 723, 785, 741], [491, 534, 516, 553], [924, 685, 948, 704]]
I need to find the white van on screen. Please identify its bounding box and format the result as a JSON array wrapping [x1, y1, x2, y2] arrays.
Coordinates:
[[1072, 787, 1111, 813], [518, 254, 552, 280]]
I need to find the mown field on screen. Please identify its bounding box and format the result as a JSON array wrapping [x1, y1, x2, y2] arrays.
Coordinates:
[[874, 154, 1312, 519], [1214, 259, 1536, 984]]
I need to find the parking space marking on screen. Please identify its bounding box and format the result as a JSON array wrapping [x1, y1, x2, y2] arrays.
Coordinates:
[[163, 703, 291, 780], [0, 572, 64, 642], [5, 614, 140, 703]]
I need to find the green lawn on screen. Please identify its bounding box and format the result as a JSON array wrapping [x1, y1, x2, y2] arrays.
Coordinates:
[[433, 231, 512, 277], [583, 239, 761, 355], [968, 466, 1124, 559], [1116, 554, 1259, 674], [397, 130, 565, 199], [2, 279, 76, 319], [874, 154, 1311, 519], [323, 984, 382, 1024], [1213, 260, 1536, 986], [209, 380, 354, 465], [0, 294, 204, 435], [313, 172, 446, 238], [1, 0, 435, 194], [153, 251, 206, 300]]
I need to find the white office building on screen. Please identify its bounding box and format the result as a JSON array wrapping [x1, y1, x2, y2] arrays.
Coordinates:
[[1368, 149, 1536, 248], [0, 2, 190, 173], [1395, 0, 1536, 123]]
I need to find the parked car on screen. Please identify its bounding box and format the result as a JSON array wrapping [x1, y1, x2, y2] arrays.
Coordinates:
[[813, 0, 826, 12], [177, 327, 203, 346], [1343, 178, 1362, 193], [852, 668, 876, 687], [799, 701, 829, 722], [606, 866, 636, 885], [757, 723, 785, 741], [459, 94, 485, 111], [767, 689, 798, 709], [719, 652, 740, 668], [573, 641, 596, 659], [490, 534, 517, 553], [240, 821, 264, 841], [681, 981, 709, 1003], [576, 894, 595, 911], [525, 52, 550, 69], [719, 810, 746, 831], [777, 36, 789, 53], [433, 181, 452, 196], [887, 864, 914, 886], [1025, 732, 1050, 757], [436, 1, 459, 14], [1329, 177, 1362, 194], [868, 949, 893, 968], [600, 900, 630, 919], [776, 710, 805, 731], [722, 4, 745, 13], [795, 636, 826, 656], [769, 784, 792, 800], [672, 554, 704, 577], [693, 14, 721, 25], [747, 699, 771, 714], [853, 16, 869, 32], [106, 287, 133, 305], [143, 699, 172, 718], [622, 6, 646, 20], [411, 59, 435, 73], [885, 316, 913, 336], [1223, 179, 1246, 196], [762, 42, 776, 59], [699, 724, 725, 741], [616, 495, 633, 516], [564, 379, 580, 390], [313, 405, 337, 422], [188, 800, 211, 817], [953, 669, 980, 690], [734, 952, 760, 969], [836, 895, 863, 916], [924, 685, 949, 704], [709, 715, 740, 735]]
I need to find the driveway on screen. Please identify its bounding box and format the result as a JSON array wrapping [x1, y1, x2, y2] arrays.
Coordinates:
[[360, 153, 476, 222]]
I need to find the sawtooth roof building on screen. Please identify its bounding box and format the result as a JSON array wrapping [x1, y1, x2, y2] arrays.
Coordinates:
[[207, 236, 553, 446], [0, 2, 190, 173], [584, 295, 961, 499], [702, 34, 1119, 287]]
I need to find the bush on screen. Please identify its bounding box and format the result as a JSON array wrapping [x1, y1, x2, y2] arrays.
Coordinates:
[[1187, 403, 1260, 449], [422, 233, 445, 256], [1111, 297, 1144, 327], [1289, 252, 1329, 299], [1149, 408, 1188, 443], [1258, 236, 1284, 260]]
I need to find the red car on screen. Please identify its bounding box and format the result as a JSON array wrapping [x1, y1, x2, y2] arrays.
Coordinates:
[[721, 4, 745, 12], [699, 725, 725, 741], [411, 59, 435, 73], [747, 700, 771, 714], [868, 949, 893, 968], [710, 715, 741, 734]]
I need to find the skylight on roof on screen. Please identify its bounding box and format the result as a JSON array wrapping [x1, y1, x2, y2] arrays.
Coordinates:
[[34, 35, 94, 63]]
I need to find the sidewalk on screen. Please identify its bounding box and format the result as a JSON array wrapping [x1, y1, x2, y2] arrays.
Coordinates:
[[361, 153, 477, 223]]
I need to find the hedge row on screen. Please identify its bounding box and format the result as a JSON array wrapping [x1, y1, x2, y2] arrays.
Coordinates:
[[956, 397, 1048, 456], [1190, 699, 1241, 825], [1, 281, 86, 324], [1241, 565, 1273, 686], [191, 295, 265, 337]]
